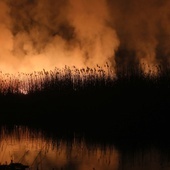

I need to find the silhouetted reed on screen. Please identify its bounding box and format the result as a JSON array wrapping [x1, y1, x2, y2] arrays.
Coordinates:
[[0, 63, 117, 95], [0, 63, 170, 141]]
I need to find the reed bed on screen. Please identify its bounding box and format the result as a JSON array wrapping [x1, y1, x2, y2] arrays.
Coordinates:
[[0, 63, 116, 95], [0, 63, 169, 95], [0, 63, 170, 141]]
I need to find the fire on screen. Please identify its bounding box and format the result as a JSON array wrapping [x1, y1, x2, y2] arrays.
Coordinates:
[[0, 63, 116, 94], [0, 0, 169, 78]]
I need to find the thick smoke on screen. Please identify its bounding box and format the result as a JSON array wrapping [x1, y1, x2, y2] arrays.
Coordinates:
[[0, 0, 119, 73], [108, 0, 170, 74], [0, 0, 170, 74]]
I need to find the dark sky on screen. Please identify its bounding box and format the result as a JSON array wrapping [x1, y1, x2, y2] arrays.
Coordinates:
[[0, 0, 169, 74]]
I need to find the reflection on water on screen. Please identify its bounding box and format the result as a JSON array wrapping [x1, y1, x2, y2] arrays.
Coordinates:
[[0, 126, 170, 170], [119, 147, 170, 170], [0, 126, 119, 170]]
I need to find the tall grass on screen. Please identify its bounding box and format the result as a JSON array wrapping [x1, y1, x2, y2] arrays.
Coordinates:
[[0, 63, 169, 95], [0, 63, 116, 95], [0, 63, 170, 140]]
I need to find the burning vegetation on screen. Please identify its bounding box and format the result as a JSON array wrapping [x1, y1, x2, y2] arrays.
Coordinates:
[[0, 62, 169, 96], [0, 63, 170, 140]]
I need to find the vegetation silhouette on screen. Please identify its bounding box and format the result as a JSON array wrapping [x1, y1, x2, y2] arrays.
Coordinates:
[[0, 63, 170, 142]]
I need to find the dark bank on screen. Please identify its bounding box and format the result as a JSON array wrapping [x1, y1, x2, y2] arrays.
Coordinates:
[[0, 65, 170, 144]]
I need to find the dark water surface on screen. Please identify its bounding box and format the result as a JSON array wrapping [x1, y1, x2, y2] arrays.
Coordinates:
[[0, 125, 170, 170]]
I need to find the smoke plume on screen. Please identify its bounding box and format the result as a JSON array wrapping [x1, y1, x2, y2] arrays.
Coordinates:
[[0, 0, 170, 74], [108, 0, 170, 74]]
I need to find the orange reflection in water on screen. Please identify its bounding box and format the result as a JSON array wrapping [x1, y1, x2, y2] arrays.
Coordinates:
[[0, 126, 119, 170]]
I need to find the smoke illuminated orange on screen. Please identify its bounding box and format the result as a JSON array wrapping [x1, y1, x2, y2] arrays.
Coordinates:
[[0, 126, 120, 170], [0, 0, 169, 76]]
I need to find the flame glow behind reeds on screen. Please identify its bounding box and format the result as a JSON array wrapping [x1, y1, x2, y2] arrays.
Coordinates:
[[0, 64, 116, 94], [0, 0, 170, 76]]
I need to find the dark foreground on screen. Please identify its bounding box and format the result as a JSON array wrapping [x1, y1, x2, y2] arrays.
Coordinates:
[[0, 72, 170, 144], [0, 162, 29, 170]]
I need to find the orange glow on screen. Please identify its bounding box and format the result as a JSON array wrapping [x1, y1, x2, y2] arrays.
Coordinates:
[[0, 0, 119, 75], [0, 126, 120, 170], [0, 0, 169, 76], [0, 63, 116, 94]]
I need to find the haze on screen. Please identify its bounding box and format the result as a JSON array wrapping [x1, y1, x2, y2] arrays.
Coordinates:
[[0, 0, 169, 74]]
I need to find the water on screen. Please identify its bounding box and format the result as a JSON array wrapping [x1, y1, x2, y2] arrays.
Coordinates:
[[0, 125, 170, 170]]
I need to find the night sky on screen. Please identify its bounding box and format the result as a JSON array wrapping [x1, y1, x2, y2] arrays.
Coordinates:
[[0, 0, 169, 74]]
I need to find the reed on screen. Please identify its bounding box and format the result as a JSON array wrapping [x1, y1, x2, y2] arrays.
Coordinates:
[[0, 63, 169, 95], [0, 63, 170, 141]]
